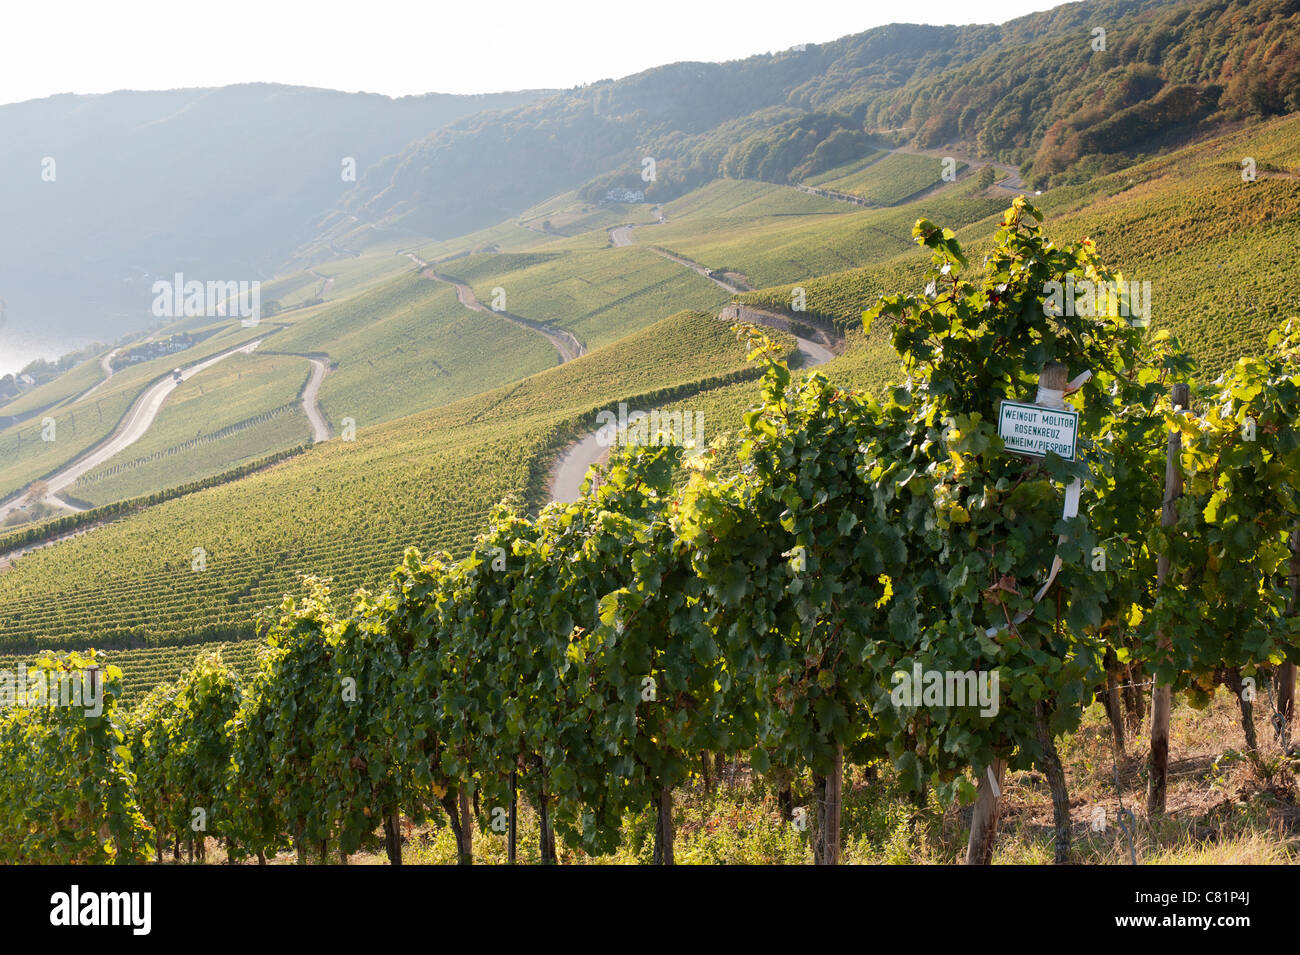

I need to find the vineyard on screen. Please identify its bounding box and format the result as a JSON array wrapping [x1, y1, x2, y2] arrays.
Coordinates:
[[0, 310, 776, 655], [809, 152, 964, 206], [6, 201, 1300, 867], [269, 274, 559, 427], [68, 353, 313, 507], [734, 111, 1300, 378], [0, 355, 105, 419], [515, 189, 662, 236], [0, 640, 261, 706], [450, 246, 732, 349], [802, 149, 888, 187], [0, 320, 268, 506], [646, 179, 1004, 289]]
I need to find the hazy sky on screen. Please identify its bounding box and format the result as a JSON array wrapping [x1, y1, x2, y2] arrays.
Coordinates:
[[2, 0, 1065, 105]]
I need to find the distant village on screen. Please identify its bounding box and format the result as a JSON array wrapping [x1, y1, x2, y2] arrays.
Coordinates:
[[112, 333, 195, 369], [601, 187, 646, 204]]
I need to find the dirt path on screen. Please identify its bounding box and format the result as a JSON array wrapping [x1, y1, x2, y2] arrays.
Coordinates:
[[607, 225, 751, 293], [73, 347, 121, 403], [301, 357, 331, 442], [796, 145, 1029, 206], [308, 268, 335, 299], [0, 337, 267, 522], [405, 252, 585, 363]]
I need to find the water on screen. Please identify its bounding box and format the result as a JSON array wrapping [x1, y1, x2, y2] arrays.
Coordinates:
[[0, 326, 92, 377]]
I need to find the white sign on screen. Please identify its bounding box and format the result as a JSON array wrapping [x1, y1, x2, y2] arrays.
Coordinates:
[[998, 400, 1078, 461]]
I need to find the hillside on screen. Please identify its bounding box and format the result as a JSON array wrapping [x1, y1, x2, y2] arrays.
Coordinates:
[[345, 0, 1300, 240], [0, 83, 547, 371], [4, 0, 1300, 874]]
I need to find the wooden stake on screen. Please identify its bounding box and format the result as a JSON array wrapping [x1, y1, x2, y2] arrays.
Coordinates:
[[1147, 382, 1188, 815], [966, 361, 1068, 865], [1103, 647, 1127, 760], [1278, 528, 1300, 741], [507, 768, 518, 864], [965, 759, 1006, 865], [814, 743, 843, 865]]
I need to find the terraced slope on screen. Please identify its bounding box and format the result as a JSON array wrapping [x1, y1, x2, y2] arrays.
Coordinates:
[[68, 352, 314, 507], [0, 321, 267, 509], [0, 310, 775, 654], [447, 247, 732, 349], [268, 272, 560, 427]]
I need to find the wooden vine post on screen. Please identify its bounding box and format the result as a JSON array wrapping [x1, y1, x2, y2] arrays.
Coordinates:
[[814, 744, 844, 865], [966, 361, 1073, 865], [1147, 382, 1188, 815], [1279, 528, 1300, 740]]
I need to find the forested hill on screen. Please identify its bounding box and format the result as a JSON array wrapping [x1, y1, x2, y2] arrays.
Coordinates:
[[349, 0, 1300, 237]]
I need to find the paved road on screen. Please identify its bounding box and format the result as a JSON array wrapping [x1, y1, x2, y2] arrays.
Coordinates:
[[548, 431, 610, 504], [0, 338, 264, 521]]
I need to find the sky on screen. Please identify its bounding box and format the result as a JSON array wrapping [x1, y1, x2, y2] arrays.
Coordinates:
[[1, 0, 1065, 106]]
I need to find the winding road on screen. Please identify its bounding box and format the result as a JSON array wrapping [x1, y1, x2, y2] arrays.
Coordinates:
[[74, 348, 121, 403], [301, 357, 332, 443], [404, 252, 585, 362], [548, 251, 840, 504], [0, 332, 336, 525], [0, 338, 267, 521]]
